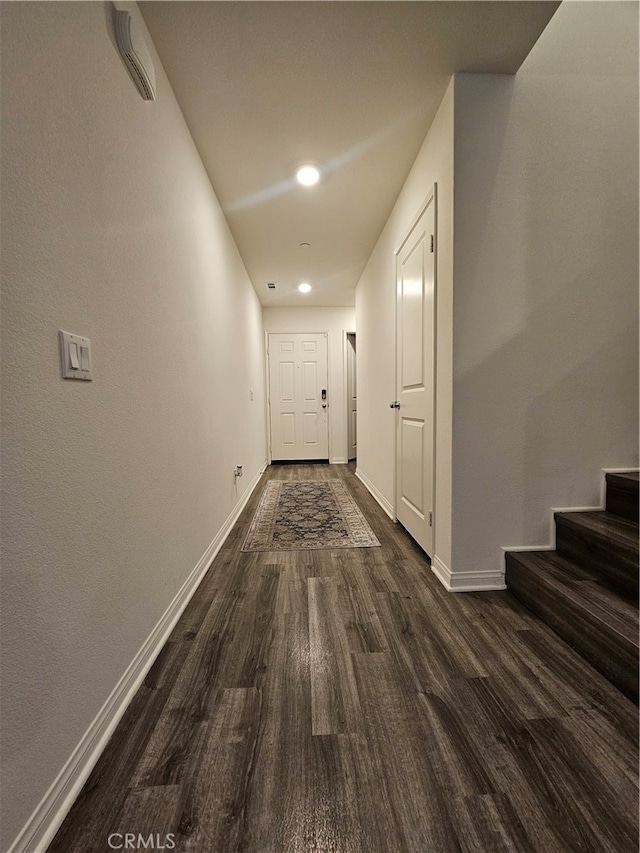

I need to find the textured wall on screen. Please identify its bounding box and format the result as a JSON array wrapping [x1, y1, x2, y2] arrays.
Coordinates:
[[355, 81, 454, 566], [262, 306, 355, 463], [0, 3, 266, 848], [451, 2, 639, 577]]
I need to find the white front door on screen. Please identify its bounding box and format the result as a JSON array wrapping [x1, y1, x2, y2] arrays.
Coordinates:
[[268, 332, 329, 461], [394, 189, 436, 555]]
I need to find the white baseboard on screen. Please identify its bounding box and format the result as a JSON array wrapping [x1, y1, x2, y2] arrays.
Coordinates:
[[502, 544, 554, 552], [330, 457, 347, 465], [500, 488, 609, 576], [499, 506, 601, 579], [8, 462, 266, 853], [355, 468, 394, 519], [432, 554, 507, 593]]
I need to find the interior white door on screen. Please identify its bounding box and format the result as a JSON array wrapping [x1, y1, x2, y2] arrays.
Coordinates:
[[268, 332, 329, 461], [347, 333, 357, 461], [394, 191, 436, 555]]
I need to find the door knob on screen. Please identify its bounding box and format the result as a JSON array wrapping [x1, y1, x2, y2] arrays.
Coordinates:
[[389, 401, 400, 409]]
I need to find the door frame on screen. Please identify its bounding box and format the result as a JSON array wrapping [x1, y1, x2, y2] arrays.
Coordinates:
[[343, 329, 357, 463], [264, 330, 273, 464], [392, 185, 438, 555], [265, 330, 331, 464]]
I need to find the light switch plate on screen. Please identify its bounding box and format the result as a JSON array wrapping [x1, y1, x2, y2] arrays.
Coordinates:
[[59, 330, 93, 380]]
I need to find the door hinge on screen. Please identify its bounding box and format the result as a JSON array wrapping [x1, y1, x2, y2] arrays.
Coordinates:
[[430, 234, 434, 253], [428, 511, 433, 527]]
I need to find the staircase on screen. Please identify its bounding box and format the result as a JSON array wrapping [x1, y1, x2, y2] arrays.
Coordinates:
[[506, 472, 639, 704]]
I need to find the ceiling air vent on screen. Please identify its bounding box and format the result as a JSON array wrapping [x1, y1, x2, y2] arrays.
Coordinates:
[[114, 10, 156, 101], [266, 282, 277, 291]]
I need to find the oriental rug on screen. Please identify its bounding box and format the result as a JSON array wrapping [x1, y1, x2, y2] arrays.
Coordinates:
[[241, 479, 381, 552]]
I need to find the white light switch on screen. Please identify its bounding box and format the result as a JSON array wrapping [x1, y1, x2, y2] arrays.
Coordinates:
[[69, 342, 80, 370], [60, 331, 93, 380], [80, 345, 90, 372]]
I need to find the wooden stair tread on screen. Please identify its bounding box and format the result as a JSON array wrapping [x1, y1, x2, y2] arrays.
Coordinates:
[[507, 550, 638, 643], [607, 471, 640, 487], [555, 509, 638, 544], [555, 510, 639, 562]]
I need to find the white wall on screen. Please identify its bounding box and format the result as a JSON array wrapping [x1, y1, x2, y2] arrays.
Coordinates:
[[451, 2, 638, 580], [355, 81, 454, 562], [262, 307, 355, 463], [0, 4, 267, 850]]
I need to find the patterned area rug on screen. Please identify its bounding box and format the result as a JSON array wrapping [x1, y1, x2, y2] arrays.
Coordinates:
[[241, 480, 381, 552]]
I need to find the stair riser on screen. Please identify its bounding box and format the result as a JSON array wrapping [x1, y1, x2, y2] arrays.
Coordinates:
[[606, 483, 639, 523], [506, 555, 638, 704], [555, 519, 639, 599]]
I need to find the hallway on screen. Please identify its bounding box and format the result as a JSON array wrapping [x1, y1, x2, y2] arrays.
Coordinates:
[[48, 465, 638, 853]]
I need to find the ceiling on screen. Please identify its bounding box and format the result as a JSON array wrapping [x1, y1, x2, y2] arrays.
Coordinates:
[[140, 1, 560, 307]]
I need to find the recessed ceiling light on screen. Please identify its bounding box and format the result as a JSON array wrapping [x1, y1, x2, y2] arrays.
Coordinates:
[[296, 165, 320, 187], [298, 282, 312, 293]]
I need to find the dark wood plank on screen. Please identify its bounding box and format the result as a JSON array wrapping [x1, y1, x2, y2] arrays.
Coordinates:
[[176, 687, 262, 852], [416, 689, 497, 798], [507, 717, 637, 852], [273, 559, 309, 614], [336, 551, 388, 653], [445, 675, 572, 853], [240, 612, 315, 853], [112, 785, 183, 850], [377, 588, 488, 696], [513, 626, 639, 748], [446, 793, 538, 853], [308, 576, 361, 735], [351, 651, 462, 851]]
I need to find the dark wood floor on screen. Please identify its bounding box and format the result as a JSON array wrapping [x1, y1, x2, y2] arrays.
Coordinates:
[[48, 464, 639, 853]]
